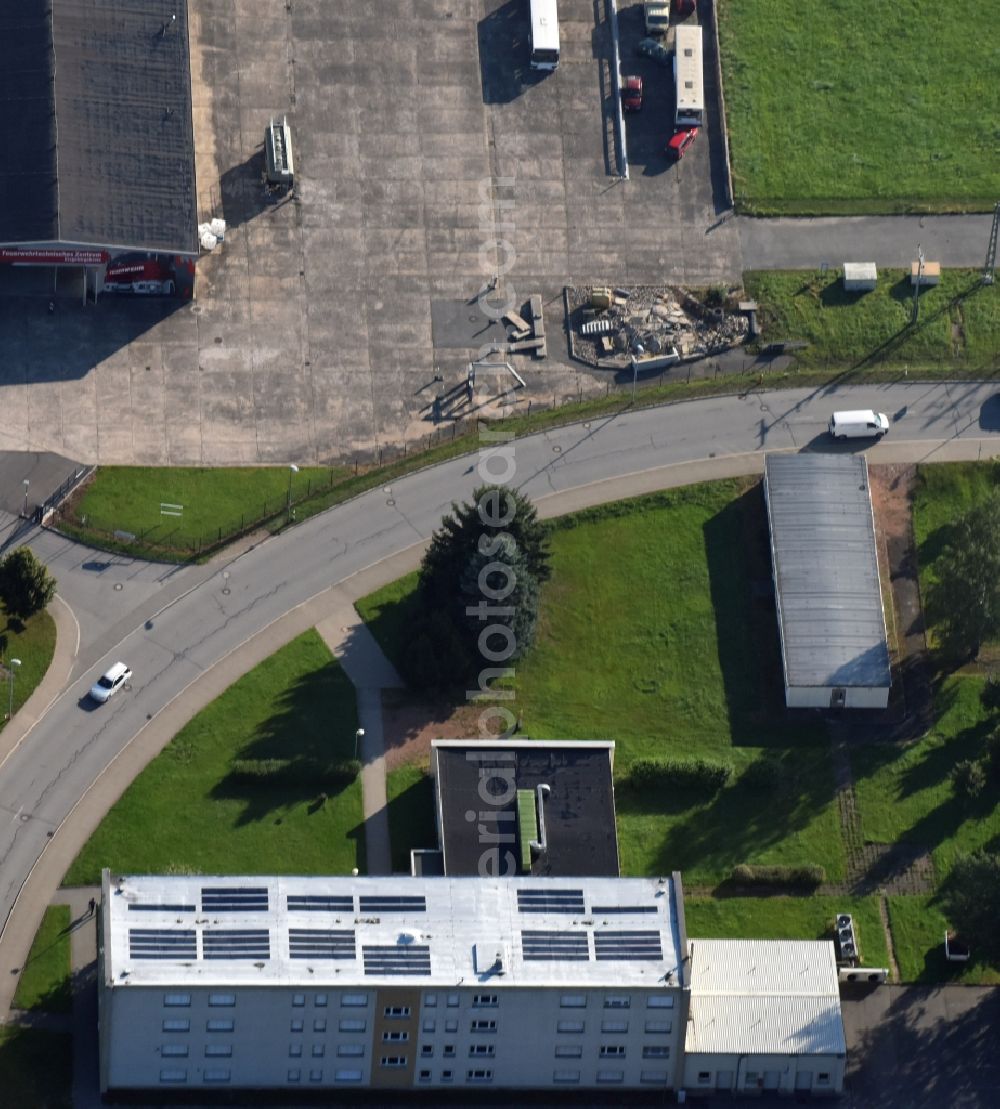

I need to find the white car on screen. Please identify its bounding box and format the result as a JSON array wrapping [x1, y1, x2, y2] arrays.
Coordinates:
[[89, 662, 132, 704]]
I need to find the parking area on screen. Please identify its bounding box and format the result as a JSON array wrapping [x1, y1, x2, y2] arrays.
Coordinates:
[[0, 0, 741, 465]]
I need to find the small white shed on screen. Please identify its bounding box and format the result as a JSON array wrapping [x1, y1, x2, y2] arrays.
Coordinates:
[[683, 939, 847, 1098], [842, 262, 877, 291]]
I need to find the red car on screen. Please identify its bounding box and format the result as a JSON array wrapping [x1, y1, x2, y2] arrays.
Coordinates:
[[666, 127, 698, 160], [621, 75, 643, 112]]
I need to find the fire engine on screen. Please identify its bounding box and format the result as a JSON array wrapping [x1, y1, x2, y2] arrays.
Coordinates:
[[103, 260, 176, 295]]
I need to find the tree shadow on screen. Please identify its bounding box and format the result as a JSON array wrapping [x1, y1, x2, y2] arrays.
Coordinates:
[[385, 774, 437, 874]]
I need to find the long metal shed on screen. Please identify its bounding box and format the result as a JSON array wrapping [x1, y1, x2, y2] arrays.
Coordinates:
[[763, 453, 890, 709]]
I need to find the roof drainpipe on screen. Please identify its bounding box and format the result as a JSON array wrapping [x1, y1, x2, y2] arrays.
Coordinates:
[[530, 784, 551, 856]]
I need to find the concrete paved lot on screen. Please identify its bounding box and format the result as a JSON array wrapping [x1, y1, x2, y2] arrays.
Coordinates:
[[0, 0, 740, 465]]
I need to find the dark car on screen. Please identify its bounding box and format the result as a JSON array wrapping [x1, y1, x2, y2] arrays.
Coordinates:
[[621, 75, 643, 112], [636, 37, 671, 67], [666, 127, 698, 160]]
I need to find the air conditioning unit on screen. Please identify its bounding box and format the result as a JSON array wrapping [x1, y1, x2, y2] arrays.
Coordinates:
[[835, 912, 857, 963], [839, 967, 888, 985]]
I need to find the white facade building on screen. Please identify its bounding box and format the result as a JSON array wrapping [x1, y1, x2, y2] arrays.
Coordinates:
[[98, 871, 687, 1095], [683, 939, 847, 1097]]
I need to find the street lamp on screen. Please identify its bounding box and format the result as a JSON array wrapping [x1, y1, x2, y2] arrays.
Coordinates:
[[286, 464, 299, 523], [21, 479, 29, 518], [7, 658, 21, 721], [354, 728, 365, 760]]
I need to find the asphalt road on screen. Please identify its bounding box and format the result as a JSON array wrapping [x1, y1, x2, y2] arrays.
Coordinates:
[[1, 382, 1000, 946]]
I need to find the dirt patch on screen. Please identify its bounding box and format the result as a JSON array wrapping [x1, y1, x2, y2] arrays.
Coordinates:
[[381, 692, 487, 771]]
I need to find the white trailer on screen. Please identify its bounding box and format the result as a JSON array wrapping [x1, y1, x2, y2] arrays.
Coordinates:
[[673, 23, 704, 127], [529, 0, 560, 71]]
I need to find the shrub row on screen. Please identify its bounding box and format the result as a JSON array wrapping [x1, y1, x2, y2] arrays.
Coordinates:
[[729, 864, 826, 888], [628, 758, 733, 793], [229, 758, 361, 788]]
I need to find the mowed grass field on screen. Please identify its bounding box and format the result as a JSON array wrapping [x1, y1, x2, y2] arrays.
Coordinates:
[[746, 270, 1000, 370], [65, 631, 364, 883], [718, 0, 1000, 213], [1, 601, 56, 731]]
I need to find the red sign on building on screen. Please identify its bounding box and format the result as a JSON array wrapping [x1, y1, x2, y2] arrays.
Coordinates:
[[0, 248, 110, 266]]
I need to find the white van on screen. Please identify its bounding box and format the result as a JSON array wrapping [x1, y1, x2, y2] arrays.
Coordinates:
[[828, 410, 890, 439]]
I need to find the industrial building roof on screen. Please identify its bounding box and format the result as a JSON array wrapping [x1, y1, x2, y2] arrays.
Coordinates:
[[764, 453, 890, 690], [433, 740, 620, 877], [685, 939, 846, 1057], [104, 874, 683, 990], [0, 0, 197, 254]]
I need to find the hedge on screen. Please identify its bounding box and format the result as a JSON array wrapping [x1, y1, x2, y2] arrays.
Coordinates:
[[628, 758, 733, 793], [228, 758, 361, 788], [729, 864, 826, 888]]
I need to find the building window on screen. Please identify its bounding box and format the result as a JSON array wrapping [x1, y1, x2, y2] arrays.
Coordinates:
[[338, 1044, 364, 1058], [600, 1045, 626, 1058], [312, 1044, 325, 1058], [469, 1044, 495, 1057], [203, 1068, 231, 1083], [472, 994, 498, 1007], [290, 1019, 304, 1033], [163, 994, 191, 1008], [554, 1045, 582, 1058], [384, 1005, 411, 1018], [162, 1019, 189, 1033], [418, 1069, 431, 1081], [205, 1045, 232, 1058], [441, 1070, 453, 1082], [314, 994, 328, 1007], [744, 1072, 759, 1086], [424, 994, 437, 1007], [383, 1031, 409, 1043], [445, 1019, 459, 1033], [159, 1069, 187, 1083], [645, 1020, 672, 1034], [309, 1069, 323, 1083], [643, 1045, 670, 1058], [443, 1045, 456, 1058], [698, 1071, 712, 1085], [161, 1045, 188, 1058], [596, 1069, 625, 1083], [421, 1044, 434, 1057], [422, 1018, 436, 1033], [206, 1020, 234, 1033], [208, 994, 235, 1008], [641, 1070, 669, 1084], [292, 994, 305, 1007], [647, 995, 674, 1009], [467, 1068, 494, 1082], [446, 994, 460, 1008], [604, 996, 630, 1009], [314, 1019, 327, 1033], [289, 1045, 302, 1058], [601, 1020, 628, 1033], [381, 1056, 406, 1068], [818, 1073, 831, 1085], [341, 993, 367, 1008], [334, 1069, 362, 1082], [287, 1069, 301, 1082], [557, 1020, 585, 1034], [339, 1019, 366, 1033], [553, 1069, 580, 1084], [560, 994, 586, 1008], [470, 1019, 496, 1033]]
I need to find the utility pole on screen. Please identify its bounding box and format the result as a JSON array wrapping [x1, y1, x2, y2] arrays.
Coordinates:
[[983, 200, 999, 286], [912, 244, 925, 324]]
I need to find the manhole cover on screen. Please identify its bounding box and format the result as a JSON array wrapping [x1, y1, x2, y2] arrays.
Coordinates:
[[113, 582, 124, 591], [222, 587, 231, 595], [552, 445, 562, 453], [386, 498, 396, 506], [583, 422, 591, 428]]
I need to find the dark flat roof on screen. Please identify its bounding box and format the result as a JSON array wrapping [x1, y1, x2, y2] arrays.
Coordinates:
[[0, 0, 197, 255], [433, 741, 620, 878]]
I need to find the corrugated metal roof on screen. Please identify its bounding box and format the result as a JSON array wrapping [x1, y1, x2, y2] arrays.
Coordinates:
[[764, 453, 890, 691], [106, 874, 683, 990], [686, 939, 846, 1057]]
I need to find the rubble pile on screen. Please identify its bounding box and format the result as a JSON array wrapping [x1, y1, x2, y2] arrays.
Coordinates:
[[567, 284, 749, 368]]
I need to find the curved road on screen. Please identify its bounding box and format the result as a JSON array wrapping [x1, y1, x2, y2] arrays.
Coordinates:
[[1, 381, 999, 987]]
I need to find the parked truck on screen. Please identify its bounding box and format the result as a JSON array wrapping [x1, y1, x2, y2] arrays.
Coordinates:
[[643, 1, 670, 36]]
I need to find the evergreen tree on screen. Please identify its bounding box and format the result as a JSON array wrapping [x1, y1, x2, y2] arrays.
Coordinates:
[[0, 547, 56, 621]]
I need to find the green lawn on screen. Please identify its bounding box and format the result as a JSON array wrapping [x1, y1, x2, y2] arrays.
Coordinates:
[[12, 907, 72, 1014], [719, 0, 1000, 214], [686, 896, 889, 970], [0, 1028, 72, 1109], [1, 601, 56, 732], [888, 895, 1000, 985], [853, 676, 1000, 879], [745, 270, 1000, 370], [64, 631, 364, 883], [386, 763, 437, 874], [360, 483, 839, 885]]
